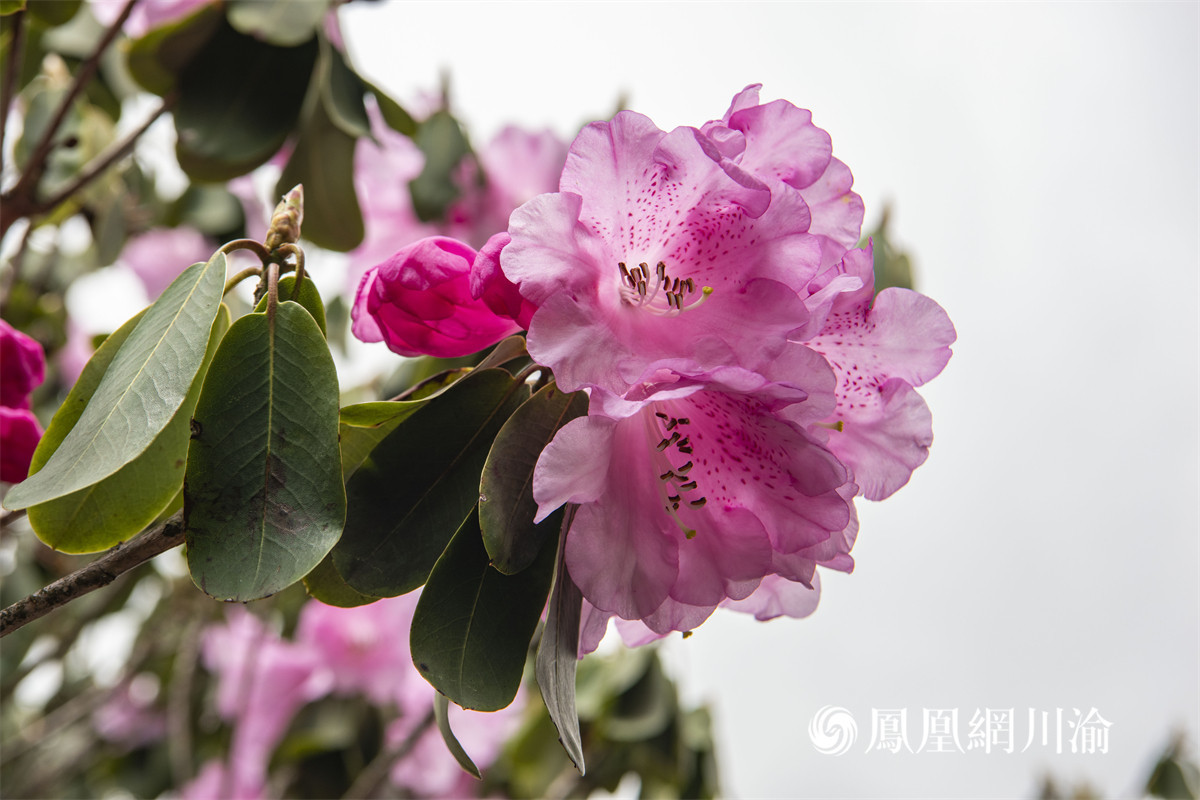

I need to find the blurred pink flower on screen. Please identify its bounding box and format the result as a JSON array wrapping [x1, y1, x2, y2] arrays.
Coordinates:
[[201, 609, 332, 793], [120, 228, 217, 300], [89, 0, 211, 38], [352, 236, 525, 358], [388, 686, 527, 799], [1, 319, 44, 410], [180, 759, 265, 800], [92, 675, 167, 749], [294, 594, 422, 707], [0, 320, 45, 483]]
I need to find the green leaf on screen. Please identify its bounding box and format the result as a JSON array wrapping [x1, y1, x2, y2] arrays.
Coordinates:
[[4, 252, 226, 510], [321, 39, 370, 139], [481, 383, 587, 574], [302, 551, 379, 609], [338, 399, 430, 479], [185, 301, 345, 601], [475, 334, 533, 374], [227, 0, 329, 47], [333, 368, 530, 597], [125, 3, 223, 97], [27, 305, 230, 553], [410, 506, 558, 711], [254, 274, 326, 337], [535, 508, 586, 773], [410, 109, 471, 222], [26, 0, 78, 25], [433, 693, 481, 779], [0, 2, 27, 17], [362, 77, 416, 137], [174, 20, 317, 181], [275, 80, 363, 251]]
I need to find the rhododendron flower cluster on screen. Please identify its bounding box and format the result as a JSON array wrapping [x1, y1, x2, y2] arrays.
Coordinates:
[[1, 320, 46, 484], [352, 85, 954, 647]]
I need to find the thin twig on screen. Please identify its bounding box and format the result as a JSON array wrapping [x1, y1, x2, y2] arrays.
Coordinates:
[[34, 90, 177, 215], [0, 9, 27, 175], [342, 707, 437, 800], [0, 511, 185, 638], [6, 0, 139, 205]]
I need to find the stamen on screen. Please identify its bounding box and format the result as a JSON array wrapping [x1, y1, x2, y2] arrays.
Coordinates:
[[676, 461, 693, 474], [678, 480, 698, 492], [689, 497, 707, 508], [656, 431, 681, 451], [659, 469, 676, 481]]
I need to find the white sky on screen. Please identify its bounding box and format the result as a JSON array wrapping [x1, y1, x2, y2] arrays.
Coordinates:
[[342, 2, 1199, 798]]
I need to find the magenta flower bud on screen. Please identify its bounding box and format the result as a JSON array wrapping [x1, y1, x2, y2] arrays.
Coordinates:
[[0, 319, 45, 410], [351, 236, 525, 359]]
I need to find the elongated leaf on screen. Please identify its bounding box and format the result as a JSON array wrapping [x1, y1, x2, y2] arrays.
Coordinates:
[[185, 301, 345, 601], [535, 507, 585, 773], [275, 78, 363, 251], [227, 0, 328, 47], [174, 20, 317, 181], [28, 306, 230, 553], [363, 78, 416, 137], [126, 3, 223, 96], [322, 39, 370, 139], [338, 400, 431, 479], [410, 507, 558, 711], [481, 383, 587, 574], [333, 368, 529, 597], [434, 693, 481, 779], [475, 335, 533, 375], [254, 274, 326, 336], [410, 109, 471, 222], [4, 253, 226, 510]]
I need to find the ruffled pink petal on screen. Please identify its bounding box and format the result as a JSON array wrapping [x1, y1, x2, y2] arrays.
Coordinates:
[[533, 416, 616, 522], [721, 572, 822, 621], [798, 157, 865, 269], [725, 99, 833, 193], [825, 378, 935, 501]]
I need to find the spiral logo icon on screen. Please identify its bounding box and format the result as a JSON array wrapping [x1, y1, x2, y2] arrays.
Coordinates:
[[809, 705, 857, 755]]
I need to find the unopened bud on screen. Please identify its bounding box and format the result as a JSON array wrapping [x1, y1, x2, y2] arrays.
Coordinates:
[[265, 185, 304, 251]]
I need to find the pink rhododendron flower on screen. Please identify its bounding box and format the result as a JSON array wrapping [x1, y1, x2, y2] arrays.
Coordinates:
[[515, 87, 953, 640], [534, 349, 858, 634], [502, 102, 835, 396], [352, 236, 526, 358], [1, 407, 44, 484]]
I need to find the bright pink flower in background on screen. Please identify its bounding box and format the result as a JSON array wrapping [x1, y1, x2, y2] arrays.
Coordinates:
[[1, 319, 44, 410], [200, 610, 332, 795], [1, 320, 45, 483], [352, 236, 526, 358], [89, 0, 211, 38]]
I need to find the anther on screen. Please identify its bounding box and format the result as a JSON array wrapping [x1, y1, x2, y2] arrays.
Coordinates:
[[689, 497, 707, 508], [659, 469, 676, 481], [678, 480, 698, 492], [656, 432, 681, 451], [676, 461, 693, 474]]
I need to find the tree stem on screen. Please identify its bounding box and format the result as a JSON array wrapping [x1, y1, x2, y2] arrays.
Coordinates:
[[0, 511, 185, 638]]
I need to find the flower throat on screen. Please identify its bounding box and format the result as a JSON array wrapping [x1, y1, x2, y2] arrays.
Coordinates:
[[618, 261, 712, 315]]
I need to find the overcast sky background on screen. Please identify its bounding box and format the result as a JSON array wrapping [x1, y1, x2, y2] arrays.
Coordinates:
[[337, 3, 1199, 798]]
